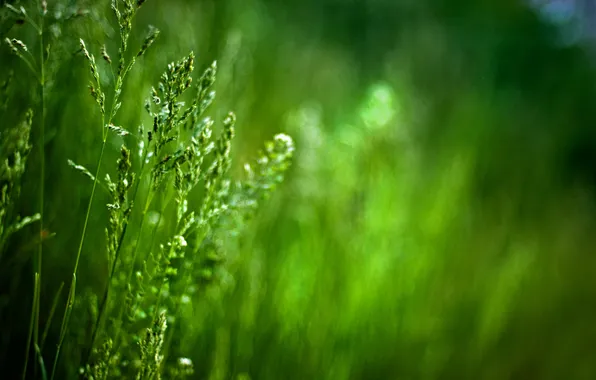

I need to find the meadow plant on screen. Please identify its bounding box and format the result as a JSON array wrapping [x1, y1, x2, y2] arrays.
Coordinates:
[[1, 0, 294, 378]]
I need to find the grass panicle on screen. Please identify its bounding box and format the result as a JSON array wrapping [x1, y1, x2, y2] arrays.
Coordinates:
[[136, 312, 167, 380], [60, 0, 157, 376], [85, 41, 293, 378]]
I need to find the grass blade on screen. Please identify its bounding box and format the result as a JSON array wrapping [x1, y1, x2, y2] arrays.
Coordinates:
[[21, 272, 40, 380], [34, 344, 48, 380], [50, 274, 76, 380], [40, 282, 65, 351]]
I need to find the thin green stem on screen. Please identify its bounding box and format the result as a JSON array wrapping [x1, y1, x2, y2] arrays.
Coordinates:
[[50, 2, 146, 375], [150, 185, 184, 323], [22, 273, 40, 380], [34, 344, 48, 380], [34, 2, 46, 361], [85, 149, 149, 363], [15, 52, 40, 82], [129, 209, 162, 325], [52, 136, 106, 375], [74, 138, 107, 274], [50, 274, 76, 380], [22, 12, 41, 34], [40, 282, 64, 351], [111, 188, 156, 348], [22, 6, 46, 378]]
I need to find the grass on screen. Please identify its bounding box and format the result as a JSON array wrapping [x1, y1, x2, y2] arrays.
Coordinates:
[[3, 0, 596, 379], [1, 0, 293, 378]]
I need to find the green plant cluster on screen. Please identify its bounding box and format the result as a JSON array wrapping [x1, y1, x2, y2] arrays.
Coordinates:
[[4, 0, 596, 379], [0, 1, 294, 378]]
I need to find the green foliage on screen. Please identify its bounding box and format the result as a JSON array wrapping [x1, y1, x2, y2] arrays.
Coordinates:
[[3, 0, 596, 379], [0, 0, 293, 378]]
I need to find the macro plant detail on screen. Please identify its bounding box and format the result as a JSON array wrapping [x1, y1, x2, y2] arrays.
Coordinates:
[[3, 0, 595, 379], [0, 0, 293, 378]]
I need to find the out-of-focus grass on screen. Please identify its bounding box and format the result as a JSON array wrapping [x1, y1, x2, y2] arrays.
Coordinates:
[[3, 0, 596, 378]]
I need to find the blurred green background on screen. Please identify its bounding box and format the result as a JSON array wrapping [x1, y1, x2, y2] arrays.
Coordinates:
[[3, 0, 596, 378]]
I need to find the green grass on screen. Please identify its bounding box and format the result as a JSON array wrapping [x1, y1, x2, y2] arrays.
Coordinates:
[[1, 1, 293, 378], [3, 0, 596, 379]]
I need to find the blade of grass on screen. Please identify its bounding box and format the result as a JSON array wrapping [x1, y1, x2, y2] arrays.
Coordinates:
[[40, 282, 65, 351], [34, 344, 48, 380], [53, 138, 106, 373], [34, 3, 47, 378], [50, 274, 76, 380], [22, 272, 40, 380]]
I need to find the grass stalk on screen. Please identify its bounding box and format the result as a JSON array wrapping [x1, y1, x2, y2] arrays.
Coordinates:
[[112, 187, 157, 347], [21, 272, 40, 380], [34, 344, 48, 380], [34, 0, 46, 368], [85, 150, 150, 363], [40, 282, 65, 351], [51, 136, 107, 375], [23, 4, 47, 378], [56, 27, 133, 366], [50, 274, 76, 380]]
